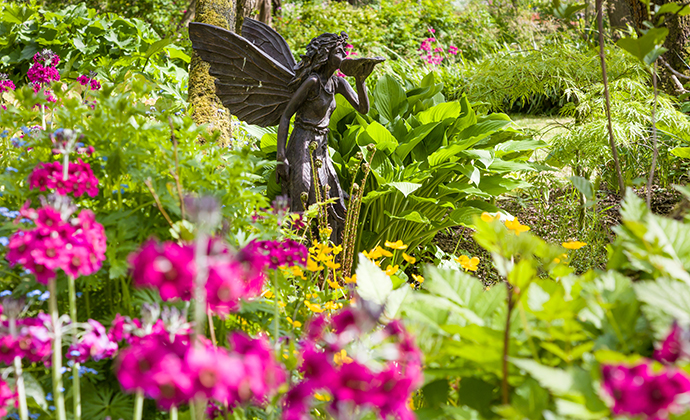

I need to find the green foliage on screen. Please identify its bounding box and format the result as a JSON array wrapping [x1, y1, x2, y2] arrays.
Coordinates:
[[0, 1, 189, 101], [0, 77, 275, 317], [328, 72, 544, 262], [275, 0, 502, 62], [398, 189, 690, 418], [549, 77, 690, 189]]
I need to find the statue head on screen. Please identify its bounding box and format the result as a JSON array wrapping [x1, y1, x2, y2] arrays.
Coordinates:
[[289, 31, 349, 89]]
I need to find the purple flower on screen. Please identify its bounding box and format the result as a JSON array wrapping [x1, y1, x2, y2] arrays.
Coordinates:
[[601, 362, 690, 418], [655, 322, 686, 364]]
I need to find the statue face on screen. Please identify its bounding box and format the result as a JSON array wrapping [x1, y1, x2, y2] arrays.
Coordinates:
[[328, 44, 347, 68]]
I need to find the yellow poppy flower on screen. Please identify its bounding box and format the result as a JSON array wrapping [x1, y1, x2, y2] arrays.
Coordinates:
[[385, 240, 408, 250], [324, 260, 341, 270], [332, 245, 343, 255], [505, 218, 530, 235], [363, 248, 381, 260], [562, 241, 587, 250], [324, 301, 338, 310], [411, 273, 424, 283], [306, 302, 323, 313], [327, 279, 343, 290], [371, 245, 392, 258], [456, 255, 470, 264], [402, 253, 416, 264], [344, 274, 357, 284], [278, 301, 286, 308], [385, 264, 399, 276], [264, 290, 274, 299], [465, 257, 480, 271], [306, 257, 323, 272], [481, 212, 499, 222], [333, 349, 353, 366]]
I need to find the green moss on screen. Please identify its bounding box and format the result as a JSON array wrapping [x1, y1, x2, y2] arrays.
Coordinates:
[[188, 0, 235, 144]]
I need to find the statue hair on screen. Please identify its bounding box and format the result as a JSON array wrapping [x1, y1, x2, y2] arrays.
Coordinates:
[[288, 31, 348, 90]]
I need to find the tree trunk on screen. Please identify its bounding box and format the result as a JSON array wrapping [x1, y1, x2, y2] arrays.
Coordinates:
[[258, 0, 272, 25], [623, 0, 690, 92], [188, 0, 236, 143], [607, 0, 633, 40]]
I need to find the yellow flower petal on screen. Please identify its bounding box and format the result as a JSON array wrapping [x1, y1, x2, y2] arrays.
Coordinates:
[[314, 393, 331, 401], [384, 240, 408, 250], [344, 274, 357, 284], [411, 273, 424, 283], [505, 218, 530, 235], [402, 253, 416, 264], [306, 257, 323, 272], [481, 212, 499, 222], [562, 241, 587, 250], [324, 260, 341, 270], [264, 290, 274, 299], [332, 245, 343, 255], [385, 264, 399, 276], [374, 245, 393, 258]]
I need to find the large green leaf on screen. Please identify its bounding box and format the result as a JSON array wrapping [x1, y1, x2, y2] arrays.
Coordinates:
[[359, 120, 398, 154], [396, 122, 440, 160], [417, 101, 462, 125], [356, 253, 393, 306], [373, 74, 407, 124], [617, 28, 669, 66]]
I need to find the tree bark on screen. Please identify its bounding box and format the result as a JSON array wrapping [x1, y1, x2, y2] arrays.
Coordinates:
[[607, 0, 633, 40], [188, 0, 236, 143], [623, 0, 690, 92]]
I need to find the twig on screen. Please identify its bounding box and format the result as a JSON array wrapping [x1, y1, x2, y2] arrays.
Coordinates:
[[169, 117, 186, 220], [502, 284, 514, 405], [596, 0, 626, 194], [175, 0, 198, 33], [144, 178, 175, 228], [647, 62, 659, 208], [659, 56, 690, 80]]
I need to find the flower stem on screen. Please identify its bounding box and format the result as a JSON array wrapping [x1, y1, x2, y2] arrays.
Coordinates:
[[274, 269, 280, 349], [68, 275, 81, 420], [170, 406, 178, 420], [133, 390, 144, 420], [48, 279, 67, 420], [13, 357, 28, 420], [9, 319, 28, 420], [502, 285, 514, 405]]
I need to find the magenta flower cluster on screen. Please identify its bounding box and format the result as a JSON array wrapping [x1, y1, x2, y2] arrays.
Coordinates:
[[244, 239, 308, 270], [0, 73, 15, 94], [115, 324, 285, 410], [0, 313, 53, 365], [28, 50, 61, 103], [76, 74, 101, 91], [654, 323, 688, 364], [129, 238, 305, 314], [0, 379, 16, 418], [28, 158, 99, 197], [6, 204, 107, 283], [67, 319, 118, 363], [418, 28, 459, 66], [601, 362, 690, 419], [284, 307, 423, 420]]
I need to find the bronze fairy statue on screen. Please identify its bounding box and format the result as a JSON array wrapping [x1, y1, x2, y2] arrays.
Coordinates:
[[189, 19, 383, 243]]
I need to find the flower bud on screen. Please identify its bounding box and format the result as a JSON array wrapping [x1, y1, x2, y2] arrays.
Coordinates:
[[315, 159, 323, 168], [361, 162, 370, 172], [309, 141, 318, 152], [366, 143, 376, 152], [355, 152, 363, 161], [300, 192, 309, 203]]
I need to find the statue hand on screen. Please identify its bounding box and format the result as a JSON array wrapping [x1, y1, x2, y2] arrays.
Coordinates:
[[356, 61, 378, 83], [276, 157, 290, 183]]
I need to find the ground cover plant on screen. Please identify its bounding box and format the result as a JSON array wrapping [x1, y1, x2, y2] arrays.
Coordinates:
[[2, 0, 690, 419]]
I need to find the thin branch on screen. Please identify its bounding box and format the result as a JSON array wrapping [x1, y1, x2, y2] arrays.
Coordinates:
[[502, 284, 514, 406], [144, 178, 175, 228], [169, 117, 186, 220], [176, 0, 198, 33], [647, 62, 659, 208], [659, 56, 690, 80], [596, 0, 626, 194]]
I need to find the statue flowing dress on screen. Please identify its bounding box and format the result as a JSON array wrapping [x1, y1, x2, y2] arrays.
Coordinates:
[[189, 19, 377, 242], [287, 74, 346, 232]]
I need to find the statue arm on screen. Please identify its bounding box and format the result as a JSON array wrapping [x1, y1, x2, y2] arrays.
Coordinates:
[[276, 76, 318, 180], [336, 76, 370, 115]]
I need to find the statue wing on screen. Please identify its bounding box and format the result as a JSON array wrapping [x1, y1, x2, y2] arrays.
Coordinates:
[[189, 22, 296, 127], [241, 18, 297, 71]]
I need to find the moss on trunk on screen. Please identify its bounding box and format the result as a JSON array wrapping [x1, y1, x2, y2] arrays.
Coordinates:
[[188, 0, 236, 144]]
